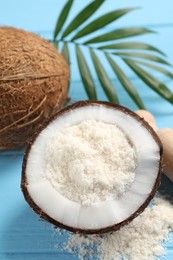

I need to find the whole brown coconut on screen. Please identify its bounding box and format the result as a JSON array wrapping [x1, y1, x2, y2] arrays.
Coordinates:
[[0, 27, 69, 150]]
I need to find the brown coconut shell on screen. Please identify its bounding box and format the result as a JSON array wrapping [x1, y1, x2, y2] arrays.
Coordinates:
[[21, 101, 163, 234], [0, 26, 69, 150]]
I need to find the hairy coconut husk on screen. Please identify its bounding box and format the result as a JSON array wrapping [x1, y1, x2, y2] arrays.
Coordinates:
[[0, 27, 70, 150]]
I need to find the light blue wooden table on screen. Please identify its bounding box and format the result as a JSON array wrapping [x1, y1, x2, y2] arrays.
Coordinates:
[[0, 1, 173, 259]]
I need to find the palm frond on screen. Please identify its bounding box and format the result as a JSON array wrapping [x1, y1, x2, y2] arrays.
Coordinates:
[[84, 27, 154, 44], [131, 60, 173, 79], [52, 0, 173, 108], [54, 0, 74, 40], [114, 52, 171, 66], [76, 46, 97, 100], [72, 8, 136, 40], [99, 41, 165, 56], [61, 43, 70, 89], [90, 49, 119, 104], [61, 42, 70, 65], [106, 54, 145, 109], [124, 58, 173, 104], [61, 0, 104, 39]]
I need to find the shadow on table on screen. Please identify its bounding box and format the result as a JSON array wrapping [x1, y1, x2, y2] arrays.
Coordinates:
[[159, 174, 173, 197]]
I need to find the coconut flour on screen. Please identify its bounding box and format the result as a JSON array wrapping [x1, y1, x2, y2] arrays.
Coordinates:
[[45, 120, 137, 206], [54, 195, 173, 260]]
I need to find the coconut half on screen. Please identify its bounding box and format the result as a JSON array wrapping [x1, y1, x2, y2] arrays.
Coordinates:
[[21, 101, 162, 234]]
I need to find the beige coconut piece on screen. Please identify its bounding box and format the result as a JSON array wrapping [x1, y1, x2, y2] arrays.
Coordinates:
[[135, 110, 157, 131], [0, 27, 69, 150], [157, 128, 173, 182]]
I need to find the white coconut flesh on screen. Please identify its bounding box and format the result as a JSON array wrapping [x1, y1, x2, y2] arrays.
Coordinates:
[[25, 104, 161, 231]]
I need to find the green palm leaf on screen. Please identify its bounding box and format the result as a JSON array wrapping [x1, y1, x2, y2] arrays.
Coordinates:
[[61, 0, 105, 39], [52, 0, 173, 107], [115, 52, 171, 66], [61, 43, 70, 89], [76, 46, 97, 100], [72, 8, 136, 41], [53, 41, 59, 49], [106, 54, 145, 109], [85, 27, 154, 44], [99, 41, 165, 56], [54, 0, 74, 40], [90, 49, 119, 104], [61, 42, 70, 65], [133, 60, 173, 79], [124, 58, 173, 104]]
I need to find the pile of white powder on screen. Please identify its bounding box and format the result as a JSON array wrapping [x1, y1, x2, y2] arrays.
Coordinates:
[[45, 119, 173, 259], [45, 120, 137, 206], [54, 195, 173, 260]]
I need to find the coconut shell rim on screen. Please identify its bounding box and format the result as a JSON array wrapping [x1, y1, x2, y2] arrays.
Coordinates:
[[21, 100, 163, 235]]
